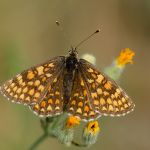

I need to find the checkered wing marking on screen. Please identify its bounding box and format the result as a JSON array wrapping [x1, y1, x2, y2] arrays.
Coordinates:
[[79, 59, 135, 117], [0, 56, 65, 105], [67, 68, 100, 121], [29, 68, 65, 117]]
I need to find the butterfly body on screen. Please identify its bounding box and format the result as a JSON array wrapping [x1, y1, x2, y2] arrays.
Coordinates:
[[0, 48, 135, 121]]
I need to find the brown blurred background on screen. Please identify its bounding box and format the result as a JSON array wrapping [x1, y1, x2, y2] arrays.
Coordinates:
[[0, 0, 150, 150]]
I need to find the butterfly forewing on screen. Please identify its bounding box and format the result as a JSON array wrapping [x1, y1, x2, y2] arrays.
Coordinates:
[[0, 56, 65, 105], [30, 68, 65, 117], [67, 68, 100, 121], [79, 59, 135, 117]]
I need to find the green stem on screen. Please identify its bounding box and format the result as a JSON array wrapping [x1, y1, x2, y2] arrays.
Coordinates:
[[28, 133, 48, 150]]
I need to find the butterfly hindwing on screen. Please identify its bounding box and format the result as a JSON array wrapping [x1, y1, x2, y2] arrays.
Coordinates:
[[0, 56, 65, 105], [67, 68, 100, 121], [79, 59, 135, 117], [29, 68, 65, 117]]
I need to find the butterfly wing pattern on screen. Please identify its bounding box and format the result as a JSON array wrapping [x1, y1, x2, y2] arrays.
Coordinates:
[[67, 68, 100, 121], [0, 56, 65, 106], [30, 67, 65, 117], [0, 48, 135, 121], [78, 59, 135, 117]]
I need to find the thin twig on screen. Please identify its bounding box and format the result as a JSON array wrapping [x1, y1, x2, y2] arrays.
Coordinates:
[[28, 133, 48, 150]]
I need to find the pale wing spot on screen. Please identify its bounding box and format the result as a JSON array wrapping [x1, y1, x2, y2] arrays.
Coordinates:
[[80, 79, 84, 86], [55, 106, 60, 110], [47, 105, 52, 111], [121, 107, 125, 111], [34, 92, 40, 98], [100, 98, 106, 105], [109, 105, 114, 111], [87, 79, 94, 83], [89, 111, 95, 116], [34, 104, 40, 110], [96, 74, 104, 83], [115, 92, 119, 98], [124, 104, 128, 108], [53, 78, 57, 83], [36, 66, 44, 75], [102, 106, 107, 111], [27, 71, 35, 80], [91, 73, 97, 78], [46, 73, 52, 77], [48, 63, 54, 67], [28, 81, 33, 86], [34, 80, 40, 86], [69, 107, 74, 111], [55, 99, 60, 104], [10, 92, 13, 96], [40, 108, 45, 113], [107, 98, 112, 104], [87, 68, 94, 73], [83, 113, 88, 117], [113, 100, 118, 106], [122, 97, 126, 103], [16, 88, 22, 94], [14, 95, 18, 98], [74, 93, 79, 97], [94, 100, 99, 105], [44, 68, 50, 72], [20, 94, 25, 99], [25, 96, 30, 101], [38, 85, 44, 92], [55, 91, 60, 95], [118, 100, 122, 106], [21, 82, 25, 86], [19, 79, 23, 85], [10, 83, 15, 88], [77, 108, 82, 114], [6, 88, 11, 93], [91, 92, 98, 98], [71, 100, 76, 105], [97, 88, 102, 95], [116, 88, 121, 94], [29, 89, 35, 96], [17, 75, 22, 80], [111, 94, 115, 99], [23, 87, 28, 93], [103, 91, 109, 96]]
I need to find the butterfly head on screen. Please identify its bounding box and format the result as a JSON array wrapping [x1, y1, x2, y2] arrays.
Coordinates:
[[68, 47, 78, 58], [66, 47, 79, 71]]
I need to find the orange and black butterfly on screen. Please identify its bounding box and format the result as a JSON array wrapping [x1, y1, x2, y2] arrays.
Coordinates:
[[0, 47, 135, 121]]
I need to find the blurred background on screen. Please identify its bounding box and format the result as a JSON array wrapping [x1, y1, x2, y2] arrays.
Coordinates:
[[0, 0, 150, 150]]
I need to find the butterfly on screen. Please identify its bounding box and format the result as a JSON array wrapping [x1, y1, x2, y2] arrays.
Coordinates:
[[0, 48, 135, 121]]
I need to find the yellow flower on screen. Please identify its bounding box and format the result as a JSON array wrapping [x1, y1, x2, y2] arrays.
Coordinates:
[[66, 116, 80, 128], [116, 48, 135, 67], [85, 121, 100, 135]]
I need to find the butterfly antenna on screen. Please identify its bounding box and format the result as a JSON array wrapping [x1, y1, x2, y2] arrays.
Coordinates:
[[75, 29, 100, 49]]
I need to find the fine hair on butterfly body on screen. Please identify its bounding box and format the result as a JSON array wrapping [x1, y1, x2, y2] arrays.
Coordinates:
[[0, 31, 135, 122]]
